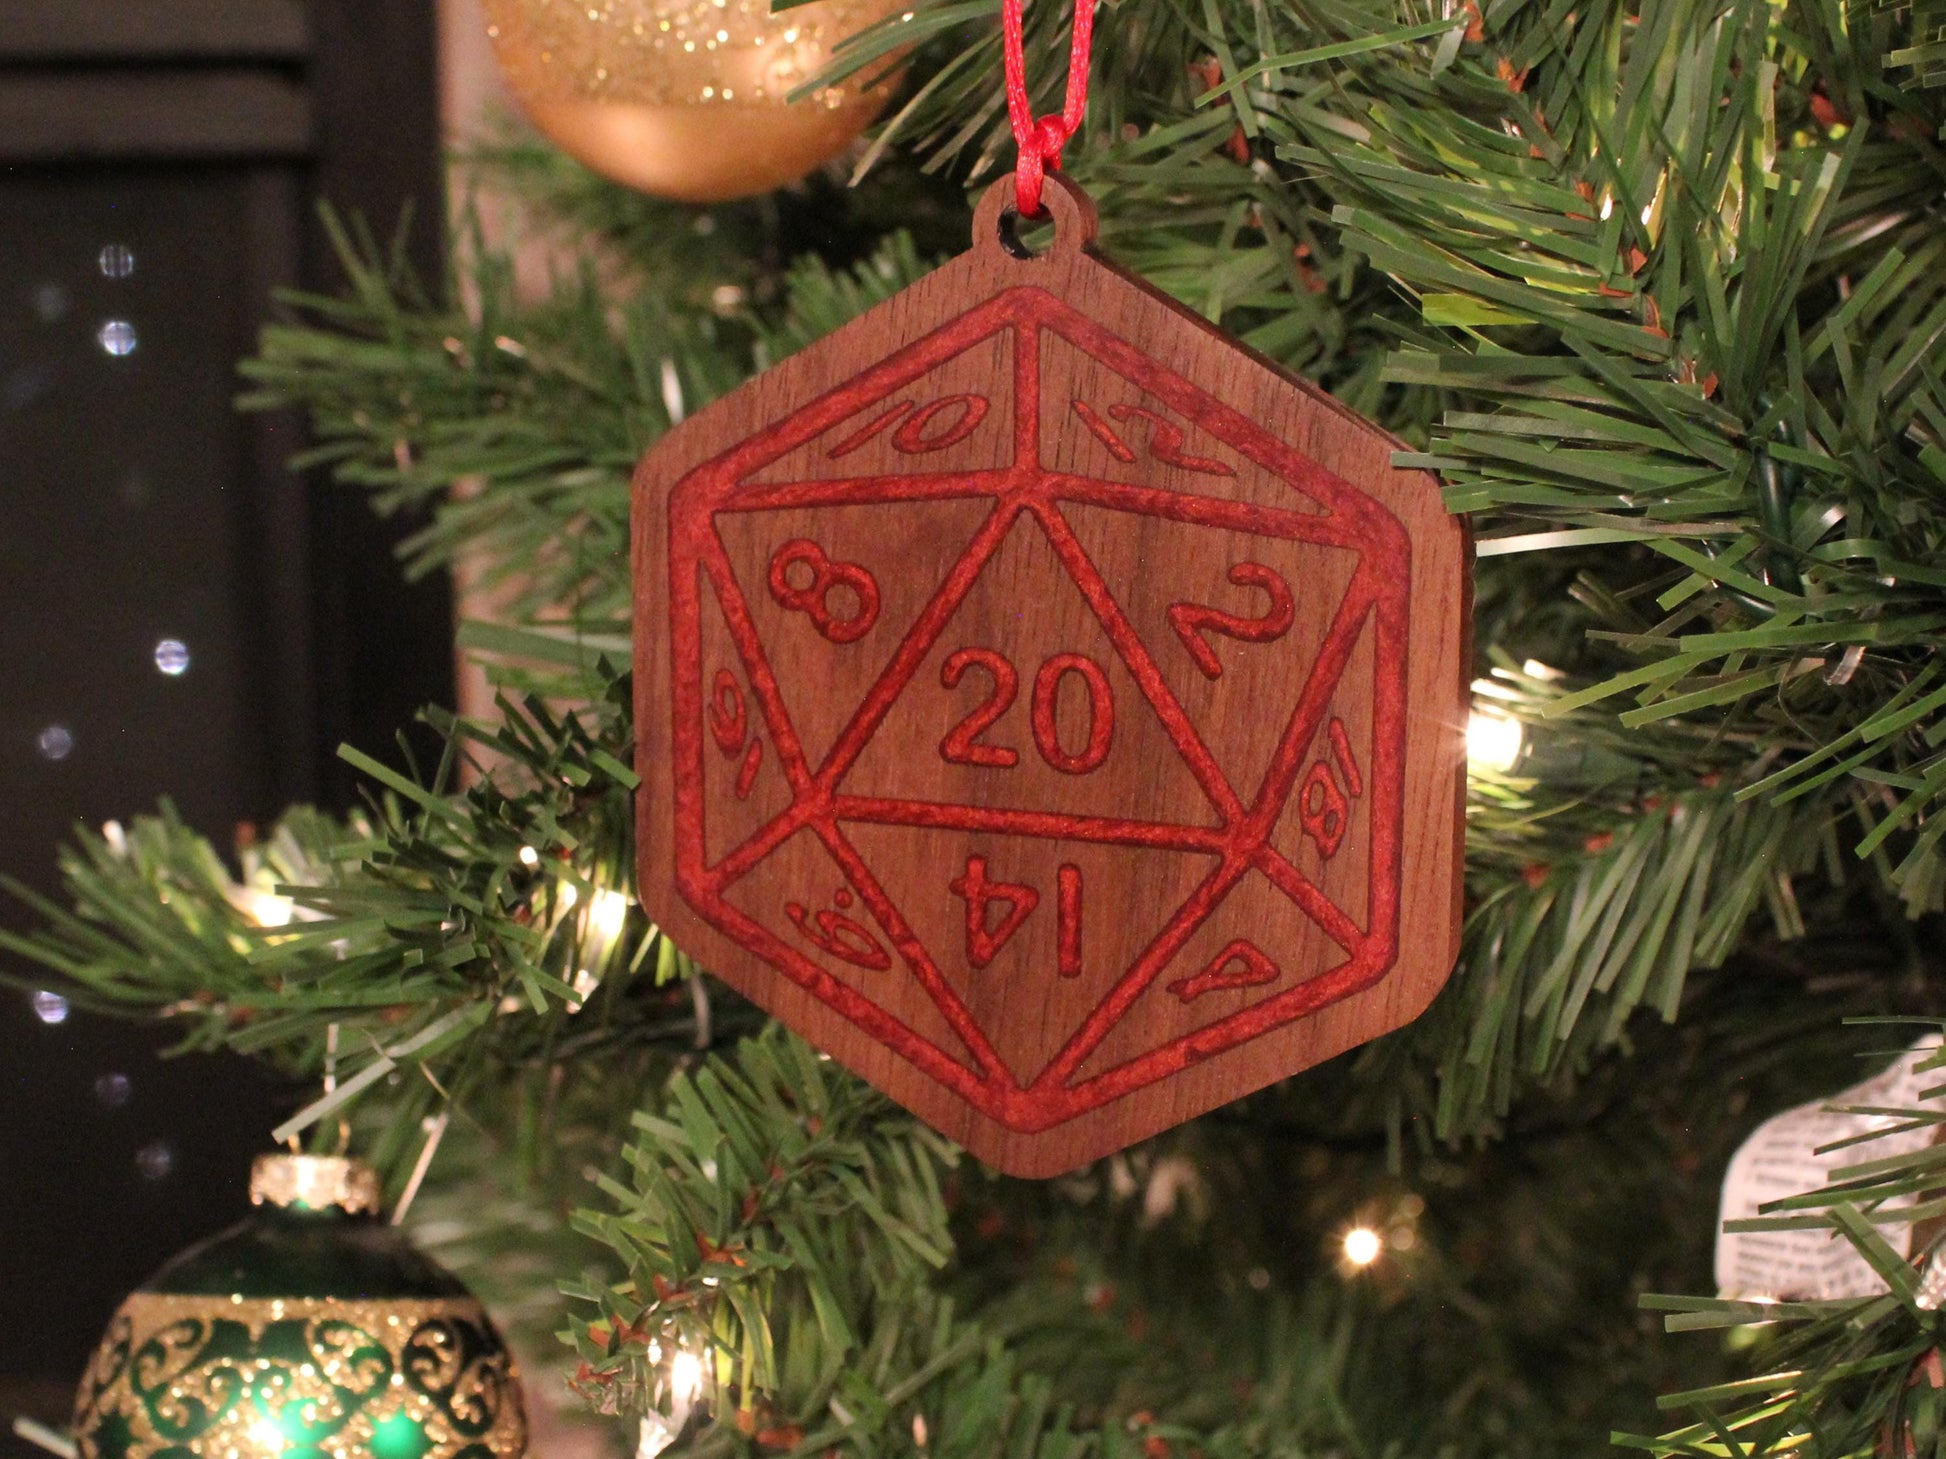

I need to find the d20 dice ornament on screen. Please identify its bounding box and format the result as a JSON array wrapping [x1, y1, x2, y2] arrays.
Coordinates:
[[633, 178, 1469, 1177]]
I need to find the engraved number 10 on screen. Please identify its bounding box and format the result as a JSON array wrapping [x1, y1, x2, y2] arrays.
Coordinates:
[[940, 649, 1114, 775]]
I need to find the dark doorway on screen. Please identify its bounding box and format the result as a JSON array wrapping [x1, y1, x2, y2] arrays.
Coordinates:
[[0, 2, 451, 1438]]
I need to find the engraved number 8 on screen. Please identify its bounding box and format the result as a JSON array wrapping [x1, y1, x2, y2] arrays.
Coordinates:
[[768, 539, 881, 644]]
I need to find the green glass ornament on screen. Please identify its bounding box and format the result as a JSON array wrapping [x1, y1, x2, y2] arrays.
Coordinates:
[[72, 1155, 527, 1459]]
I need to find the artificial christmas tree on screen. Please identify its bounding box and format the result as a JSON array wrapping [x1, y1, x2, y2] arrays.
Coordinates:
[[7, 0, 1946, 1451]]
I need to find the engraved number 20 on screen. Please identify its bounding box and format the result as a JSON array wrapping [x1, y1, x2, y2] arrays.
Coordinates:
[[940, 648, 1114, 775]]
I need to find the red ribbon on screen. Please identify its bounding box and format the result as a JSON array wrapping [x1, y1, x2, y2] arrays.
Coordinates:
[[1001, 0, 1095, 216]]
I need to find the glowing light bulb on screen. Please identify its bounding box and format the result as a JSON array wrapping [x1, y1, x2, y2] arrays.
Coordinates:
[[244, 890, 295, 927], [1342, 1226, 1383, 1267], [669, 1349, 704, 1403], [247, 1417, 287, 1456], [557, 882, 579, 911], [1466, 709, 1524, 773], [637, 1413, 677, 1459], [588, 888, 631, 945], [518, 845, 540, 867]]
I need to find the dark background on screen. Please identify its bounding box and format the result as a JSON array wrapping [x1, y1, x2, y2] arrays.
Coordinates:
[[0, 2, 452, 1443]]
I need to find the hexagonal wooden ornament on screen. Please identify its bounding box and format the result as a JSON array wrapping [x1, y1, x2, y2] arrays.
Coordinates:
[[633, 178, 1469, 1176]]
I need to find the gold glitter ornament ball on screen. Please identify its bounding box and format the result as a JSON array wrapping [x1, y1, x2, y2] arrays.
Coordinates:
[[72, 1155, 526, 1459], [483, 0, 907, 202]]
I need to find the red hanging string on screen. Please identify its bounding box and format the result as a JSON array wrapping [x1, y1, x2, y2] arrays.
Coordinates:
[[1001, 0, 1095, 217]]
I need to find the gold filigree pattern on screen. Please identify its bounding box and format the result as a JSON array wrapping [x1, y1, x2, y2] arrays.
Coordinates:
[[73, 1295, 525, 1459]]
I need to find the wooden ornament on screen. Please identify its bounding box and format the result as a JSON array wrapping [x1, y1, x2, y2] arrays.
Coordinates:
[[633, 177, 1469, 1176]]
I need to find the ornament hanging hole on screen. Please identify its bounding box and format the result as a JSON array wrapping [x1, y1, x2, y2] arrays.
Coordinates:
[[996, 205, 1052, 259], [974, 174, 1098, 265]]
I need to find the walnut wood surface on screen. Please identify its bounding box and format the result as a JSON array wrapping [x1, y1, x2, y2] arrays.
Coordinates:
[[634, 177, 1469, 1177]]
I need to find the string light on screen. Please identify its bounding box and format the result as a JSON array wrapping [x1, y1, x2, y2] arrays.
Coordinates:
[[518, 845, 540, 867], [588, 888, 631, 945], [567, 969, 602, 1014], [32, 990, 70, 1025], [561, 887, 634, 1010], [1730, 1294, 1782, 1331], [1341, 1226, 1383, 1267], [1466, 708, 1524, 773], [636, 1414, 677, 1459], [242, 890, 296, 928], [669, 1348, 704, 1403], [667, 1345, 707, 1433]]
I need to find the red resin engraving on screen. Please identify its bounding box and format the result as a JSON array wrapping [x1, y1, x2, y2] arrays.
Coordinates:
[[1029, 653, 1113, 774], [786, 887, 892, 971], [1102, 403, 1234, 476], [768, 539, 881, 643], [892, 394, 990, 453], [940, 648, 1021, 768], [1329, 716, 1363, 797], [1070, 398, 1136, 462], [661, 286, 1413, 1136], [734, 739, 763, 800], [1169, 939, 1281, 1002], [1057, 864, 1082, 979], [951, 854, 1039, 968], [826, 400, 911, 459], [1299, 761, 1350, 856], [1296, 716, 1365, 857], [1167, 563, 1295, 680], [709, 669, 748, 754]]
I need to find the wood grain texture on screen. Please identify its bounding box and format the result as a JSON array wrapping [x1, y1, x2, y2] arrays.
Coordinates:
[[634, 177, 1470, 1177]]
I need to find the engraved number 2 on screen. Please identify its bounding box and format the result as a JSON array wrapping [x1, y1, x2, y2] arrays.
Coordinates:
[[940, 649, 1019, 768], [1168, 563, 1295, 680]]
